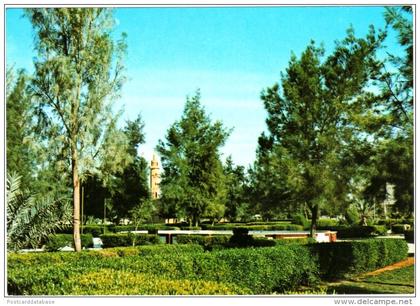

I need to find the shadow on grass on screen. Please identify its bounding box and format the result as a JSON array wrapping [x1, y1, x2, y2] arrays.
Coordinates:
[[326, 281, 414, 295]]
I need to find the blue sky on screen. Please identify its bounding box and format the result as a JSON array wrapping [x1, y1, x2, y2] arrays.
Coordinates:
[[6, 6, 403, 167]]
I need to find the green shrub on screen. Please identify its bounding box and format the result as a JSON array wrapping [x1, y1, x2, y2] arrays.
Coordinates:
[[247, 224, 304, 231], [391, 224, 411, 234], [344, 206, 360, 225], [180, 226, 202, 230], [229, 228, 253, 247], [275, 238, 316, 245], [96, 244, 205, 257], [372, 225, 388, 236], [291, 214, 310, 228], [70, 269, 250, 295], [201, 223, 304, 231], [112, 224, 180, 232], [99, 233, 160, 248], [252, 238, 277, 247], [45, 234, 93, 251], [376, 218, 404, 227], [81, 225, 104, 236], [232, 227, 249, 236], [404, 230, 414, 243], [7, 244, 319, 295], [336, 226, 377, 238], [317, 219, 339, 228], [309, 239, 408, 280], [175, 235, 230, 250]]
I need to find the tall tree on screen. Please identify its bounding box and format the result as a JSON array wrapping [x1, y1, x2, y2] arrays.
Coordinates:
[[223, 156, 250, 222], [254, 27, 385, 236], [157, 91, 230, 226], [6, 69, 34, 190], [26, 8, 130, 251], [111, 115, 150, 220], [355, 7, 413, 217]]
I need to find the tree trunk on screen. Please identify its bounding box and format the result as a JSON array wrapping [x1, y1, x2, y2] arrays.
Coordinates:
[[310, 205, 318, 239], [72, 148, 82, 252]]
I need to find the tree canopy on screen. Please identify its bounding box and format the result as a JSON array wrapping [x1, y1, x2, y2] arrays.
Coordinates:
[[25, 8, 130, 251], [157, 91, 230, 226]]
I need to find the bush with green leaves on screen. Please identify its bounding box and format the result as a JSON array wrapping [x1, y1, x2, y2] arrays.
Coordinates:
[[201, 223, 304, 231], [344, 206, 360, 225], [45, 234, 93, 251], [404, 230, 414, 243], [291, 214, 310, 228], [317, 225, 378, 238], [8, 244, 318, 295], [99, 233, 160, 248], [309, 238, 408, 280], [275, 238, 316, 245], [317, 219, 339, 228], [175, 235, 230, 250], [391, 224, 411, 234]]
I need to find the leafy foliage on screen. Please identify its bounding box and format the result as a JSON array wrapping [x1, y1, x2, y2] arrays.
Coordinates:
[[99, 233, 160, 248], [310, 238, 408, 280], [6, 69, 34, 189], [253, 27, 385, 235], [7, 173, 72, 251], [157, 91, 230, 225], [25, 8, 130, 251], [8, 244, 318, 295]]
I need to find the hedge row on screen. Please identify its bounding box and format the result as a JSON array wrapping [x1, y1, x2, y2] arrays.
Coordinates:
[[94, 244, 204, 258], [404, 230, 414, 243], [176, 235, 231, 250], [316, 225, 387, 238], [201, 224, 304, 231], [391, 224, 411, 234], [99, 233, 160, 248], [57, 224, 181, 236], [8, 244, 317, 295], [45, 234, 93, 251], [8, 238, 408, 295], [176, 234, 277, 250], [309, 238, 408, 280]]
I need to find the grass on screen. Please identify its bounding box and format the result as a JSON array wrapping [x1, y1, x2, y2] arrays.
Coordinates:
[[325, 265, 414, 294]]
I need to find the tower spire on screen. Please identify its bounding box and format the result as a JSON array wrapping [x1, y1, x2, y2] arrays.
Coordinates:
[[150, 153, 160, 199]]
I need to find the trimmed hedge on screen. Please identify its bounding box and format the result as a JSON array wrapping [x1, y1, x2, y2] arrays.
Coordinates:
[[317, 219, 339, 228], [176, 231, 277, 249], [404, 230, 414, 243], [113, 224, 180, 232], [7, 244, 318, 295], [275, 238, 316, 245], [99, 233, 160, 248], [391, 224, 411, 234], [70, 270, 250, 295], [176, 235, 230, 250], [309, 238, 408, 280], [201, 223, 304, 231], [317, 225, 379, 238], [45, 234, 93, 251], [7, 238, 408, 295]]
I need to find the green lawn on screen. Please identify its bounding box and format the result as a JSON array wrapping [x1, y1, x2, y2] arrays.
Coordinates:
[[326, 265, 414, 294]]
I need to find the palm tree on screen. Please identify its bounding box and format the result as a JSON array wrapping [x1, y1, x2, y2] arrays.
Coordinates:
[[7, 173, 72, 251]]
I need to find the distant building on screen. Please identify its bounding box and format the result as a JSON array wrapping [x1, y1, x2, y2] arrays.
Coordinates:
[[150, 154, 160, 200]]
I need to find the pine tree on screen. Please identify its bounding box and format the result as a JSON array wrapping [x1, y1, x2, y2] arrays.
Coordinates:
[[254, 27, 385, 236], [157, 91, 230, 226]]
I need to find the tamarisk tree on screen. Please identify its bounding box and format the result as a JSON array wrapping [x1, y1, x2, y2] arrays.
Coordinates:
[[26, 8, 130, 251]]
